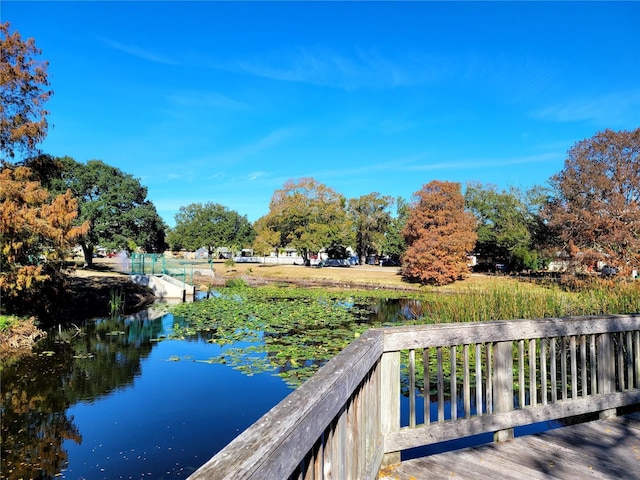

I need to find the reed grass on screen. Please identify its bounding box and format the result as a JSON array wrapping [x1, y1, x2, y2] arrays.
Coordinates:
[[420, 280, 640, 323], [108, 287, 125, 316]]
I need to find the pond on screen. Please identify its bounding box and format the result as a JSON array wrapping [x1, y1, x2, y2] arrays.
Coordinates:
[[1, 304, 293, 479], [1, 294, 559, 479]]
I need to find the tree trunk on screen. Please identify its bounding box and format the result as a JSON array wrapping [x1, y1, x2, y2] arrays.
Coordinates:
[[81, 242, 94, 268]]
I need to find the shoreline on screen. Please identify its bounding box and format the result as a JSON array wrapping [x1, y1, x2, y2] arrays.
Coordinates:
[[0, 258, 503, 361]]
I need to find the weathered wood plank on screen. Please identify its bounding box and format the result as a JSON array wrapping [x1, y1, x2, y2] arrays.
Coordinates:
[[423, 347, 430, 424], [381, 315, 640, 351], [493, 340, 514, 441], [529, 338, 537, 406], [437, 346, 444, 422], [518, 339, 525, 408], [635, 331, 640, 387], [408, 349, 415, 427], [550, 338, 558, 402], [451, 345, 458, 420], [627, 332, 634, 389], [561, 336, 568, 400], [463, 344, 471, 418], [380, 350, 400, 466], [381, 414, 640, 480], [475, 343, 483, 415], [590, 334, 597, 395], [580, 335, 587, 396], [570, 335, 578, 399], [540, 338, 547, 405]]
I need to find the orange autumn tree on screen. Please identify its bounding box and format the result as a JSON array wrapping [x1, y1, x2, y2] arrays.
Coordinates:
[[543, 128, 640, 276], [0, 165, 88, 315], [0, 22, 52, 160], [402, 180, 477, 285]]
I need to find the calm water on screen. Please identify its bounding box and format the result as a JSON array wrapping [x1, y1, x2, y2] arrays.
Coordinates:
[[1, 305, 292, 479]]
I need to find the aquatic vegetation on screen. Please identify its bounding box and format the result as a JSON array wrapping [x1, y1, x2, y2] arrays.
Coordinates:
[[169, 281, 640, 387], [108, 287, 125, 316]]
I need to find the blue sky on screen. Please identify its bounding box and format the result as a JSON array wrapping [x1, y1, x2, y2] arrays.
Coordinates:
[[4, 1, 640, 226]]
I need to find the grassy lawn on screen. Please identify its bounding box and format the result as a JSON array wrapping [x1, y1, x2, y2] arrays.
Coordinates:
[[206, 260, 517, 291], [90, 256, 531, 291]]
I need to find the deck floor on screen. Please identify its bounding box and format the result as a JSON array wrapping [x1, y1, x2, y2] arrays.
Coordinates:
[[380, 413, 640, 480]]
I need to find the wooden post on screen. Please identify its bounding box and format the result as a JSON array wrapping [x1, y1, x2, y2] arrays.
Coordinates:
[[597, 333, 616, 419], [380, 351, 401, 466], [493, 341, 514, 442]]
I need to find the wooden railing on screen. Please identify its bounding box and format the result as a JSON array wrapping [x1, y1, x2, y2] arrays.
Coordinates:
[[189, 314, 640, 479]]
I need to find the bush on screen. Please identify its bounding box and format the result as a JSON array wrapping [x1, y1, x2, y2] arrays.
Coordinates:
[[225, 278, 247, 289]]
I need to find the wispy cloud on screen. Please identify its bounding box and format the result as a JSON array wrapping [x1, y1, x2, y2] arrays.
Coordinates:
[[166, 90, 249, 111], [533, 90, 640, 125], [232, 46, 453, 90], [280, 152, 429, 183], [227, 46, 556, 96], [248, 171, 267, 181], [183, 127, 299, 168], [406, 153, 560, 172], [301, 152, 558, 181], [235, 127, 298, 159], [98, 36, 179, 65]]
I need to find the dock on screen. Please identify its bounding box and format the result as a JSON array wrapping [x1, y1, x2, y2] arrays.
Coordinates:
[[189, 314, 640, 480], [382, 412, 640, 479]]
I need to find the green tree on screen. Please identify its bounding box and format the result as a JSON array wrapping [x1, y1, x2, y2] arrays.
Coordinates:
[[49, 157, 166, 267], [259, 178, 352, 262], [543, 128, 640, 275], [0, 23, 53, 161], [464, 183, 545, 272], [381, 196, 409, 263], [402, 181, 477, 285], [347, 192, 393, 264], [168, 202, 254, 258], [252, 215, 282, 258]]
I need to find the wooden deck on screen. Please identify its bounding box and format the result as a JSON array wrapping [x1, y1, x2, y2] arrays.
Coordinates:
[[380, 413, 640, 480]]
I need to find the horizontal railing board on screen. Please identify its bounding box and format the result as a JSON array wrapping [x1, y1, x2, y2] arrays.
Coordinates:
[[380, 314, 640, 351], [189, 329, 384, 480], [384, 390, 640, 453]]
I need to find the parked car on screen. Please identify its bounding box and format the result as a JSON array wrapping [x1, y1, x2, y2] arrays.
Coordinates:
[[320, 258, 351, 268], [381, 258, 400, 266]]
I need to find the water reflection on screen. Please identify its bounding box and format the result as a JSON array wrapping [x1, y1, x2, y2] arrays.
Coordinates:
[[367, 297, 426, 323], [1, 309, 169, 479], [1, 347, 82, 479]]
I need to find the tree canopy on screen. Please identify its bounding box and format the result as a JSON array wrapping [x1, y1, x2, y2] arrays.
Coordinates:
[[380, 197, 409, 262], [252, 215, 282, 258], [0, 23, 52, 161], [348, 192, 394, 264], [49, 157, 166, 266], [465, 183, 546, 272], [168, 202, 254, 257], [0, 165, 88, 315], [402, 181, 477, 285], [257, 178, 353, 261], [543, 128, 640, 275]]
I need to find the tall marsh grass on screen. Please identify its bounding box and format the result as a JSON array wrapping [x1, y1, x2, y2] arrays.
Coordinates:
[[421, 280, 640, 323]]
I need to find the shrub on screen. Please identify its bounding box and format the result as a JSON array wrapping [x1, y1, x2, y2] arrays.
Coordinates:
[[225, 278, 247, 289]]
